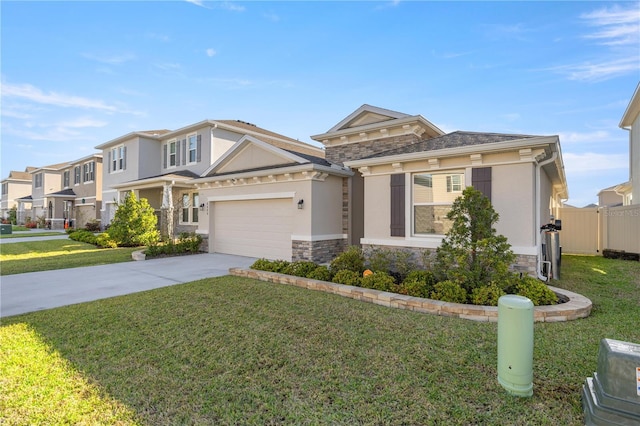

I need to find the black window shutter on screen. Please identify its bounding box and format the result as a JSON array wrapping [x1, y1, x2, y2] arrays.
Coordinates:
[[163, 144, 167, 169], [176, 141, 181, 166], [472, 167, 492, 201], [390, 174, 405, 237], [107, 152, 111, 173], [182, 139, 187, 165], [197, 135, 202, 162], [123, 146, 127, 170]]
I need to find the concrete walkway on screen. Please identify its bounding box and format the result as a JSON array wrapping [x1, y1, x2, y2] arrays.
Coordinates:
[[1, 250, 256, 318], [0, 229, 69, 244]]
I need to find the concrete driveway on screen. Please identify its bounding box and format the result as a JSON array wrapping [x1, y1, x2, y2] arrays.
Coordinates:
[[0, 253, 256, 318]]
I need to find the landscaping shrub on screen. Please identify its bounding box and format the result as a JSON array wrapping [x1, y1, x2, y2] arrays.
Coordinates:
[[399, 270, 436, 298], [330, 246, 365, 275], [470, 282, 506, 306], [364, 247, 393, 272], [361, 271, 397, 292], [145, 233, 204, 258], [68, 230, 98, 245], [96, 233, 117, 248], [249, 259, 291, 273], [515, 276, 559, 306], [307, 265, 332, 282], [106, 191, 159, 247], [25, 221, 37, 229], [283, 261, 318, 278], [331, 270, 362, 287], [430, 280, 468, 303]]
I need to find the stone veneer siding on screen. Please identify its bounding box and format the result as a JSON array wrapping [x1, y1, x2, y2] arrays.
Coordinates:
[[325, 134, 422, 165], [292, 239, 347, 264], [362, 243, 539, 277], [230, 268, 593, 323]]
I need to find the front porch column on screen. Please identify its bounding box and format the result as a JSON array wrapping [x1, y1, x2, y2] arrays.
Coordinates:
[[161, 182, 174, 238]]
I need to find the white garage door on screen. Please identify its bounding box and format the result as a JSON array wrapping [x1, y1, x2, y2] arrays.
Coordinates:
[[213, 198, 293, 260]]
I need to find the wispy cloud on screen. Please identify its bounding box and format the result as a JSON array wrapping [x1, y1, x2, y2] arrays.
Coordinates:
[[548, 57, 638, 83], [219, 2, 246, 12], [2, 82, 120, 112], [263, 11, 280, 22], [56, 117, 108, 128], [81, 52, 136, 65], [206, 48, 217, 57], [550, 4, 639, 82], [581, 4, 640, 46], [558, 130, 611, 145], [375, 0, 401, 11], [563, 152, 628, 174], [145, 32, 170, 42]]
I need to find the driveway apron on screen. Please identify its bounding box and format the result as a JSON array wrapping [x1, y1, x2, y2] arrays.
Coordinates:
[[1, 253, 256, 318]]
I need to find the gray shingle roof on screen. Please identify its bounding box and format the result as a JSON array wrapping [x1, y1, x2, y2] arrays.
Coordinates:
[[365, 131, 539, 159]]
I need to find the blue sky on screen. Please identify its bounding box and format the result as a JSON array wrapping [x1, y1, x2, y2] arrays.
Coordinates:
[[1, 1, 638, 207]]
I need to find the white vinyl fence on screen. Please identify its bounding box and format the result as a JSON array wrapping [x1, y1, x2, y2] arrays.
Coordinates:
[[557, 205, 640, 255]]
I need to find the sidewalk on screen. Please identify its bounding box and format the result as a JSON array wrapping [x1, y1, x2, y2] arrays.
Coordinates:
[[1, 251, 256, 318], [0, 229, 69, 244]]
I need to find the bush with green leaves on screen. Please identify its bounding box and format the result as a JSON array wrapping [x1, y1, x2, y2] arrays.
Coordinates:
[[470, 282, 506, 306], [330, 246, 365, 275], [250, 259, 291, 273], [515, 276, 559, 306], [106, 191, 160, 247], [96, 233, 117, 248], [331, 270, 362, 287], [399, 270, 436, 298], [84, 220, 101, 232], [364, 246, 393, 272], [430, 280, 468, 303], [307, 265, 332, 282], [144, 233, 203, 258], [68, 230, 98, 245], [434, 187, 516, 292], [361, 271, 397, 292], [283, 261, 319, 278]]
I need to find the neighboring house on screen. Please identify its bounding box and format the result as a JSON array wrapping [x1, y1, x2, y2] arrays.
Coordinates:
[[95, 120, 328, 243], [1, 167, 36, 223], [597, 181, 632, 207], [27, 162, 70, 226], [619, 82, 639, 205], [312, 105, 568, 276], [52, 154, 103, 228]]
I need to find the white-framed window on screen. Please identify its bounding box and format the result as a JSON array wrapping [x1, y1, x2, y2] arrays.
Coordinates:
[[2, 182, 8, 196], [181, 192, 199, 223], [446, 174, 463, 193], [74, 166, 81, 185], [63, 171, 70, 188], [188, 133, 197, 163], [412, 172, 465, 236], [111, 145, 125, 172], [83, 161, 95, 182], [35, 172, 43, 188], [169, 140, 177, 167]]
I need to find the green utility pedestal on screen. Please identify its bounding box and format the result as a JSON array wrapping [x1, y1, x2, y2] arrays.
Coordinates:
[[0, 224, 12, 235], [498, 295, 534, 397]]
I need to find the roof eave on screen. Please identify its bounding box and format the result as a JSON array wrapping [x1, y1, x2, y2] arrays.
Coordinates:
[[311, 115, 444, 142], [620, 83, 640, 128]]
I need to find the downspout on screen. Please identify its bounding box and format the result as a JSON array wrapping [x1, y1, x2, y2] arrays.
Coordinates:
[[535, 151, 557, 281]]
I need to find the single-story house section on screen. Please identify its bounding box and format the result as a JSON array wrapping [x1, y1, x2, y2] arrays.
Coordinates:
[[193, 135, 353, 263], [312, 105, 568, 276], [597, 181, 632, 207]]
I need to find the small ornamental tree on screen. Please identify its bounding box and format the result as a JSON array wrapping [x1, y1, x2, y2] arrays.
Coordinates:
[[434, 187, 516, 293], [107, 191, 160, 247]]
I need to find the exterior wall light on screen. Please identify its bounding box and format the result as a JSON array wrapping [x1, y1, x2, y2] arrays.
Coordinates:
[[199, 203, 206, 211], [297, 199, 304, 209]]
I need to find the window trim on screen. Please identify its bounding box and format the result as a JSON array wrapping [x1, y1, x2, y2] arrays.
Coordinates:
[[180, 192, 199, 224], [63, 171, 70, 188], [34, 172, 43, 189], [83, 161, 95, 183], [187, 133, 198, 164], [74, 166, 81, 185], [168, 139, 177, 168], [110, 145, 126, 173]]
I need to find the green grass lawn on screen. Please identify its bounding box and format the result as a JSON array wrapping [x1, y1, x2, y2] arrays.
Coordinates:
[[0, 231, 65, 239], [0, 240, 138, 275], [1, 255, 638, 425]]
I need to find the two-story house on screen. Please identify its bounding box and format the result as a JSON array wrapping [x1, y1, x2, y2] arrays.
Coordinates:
[[27, 162, 69, 226], [47, 154, 103, 229], [1, 167, 36, 223], [95, 120, 325, 238]]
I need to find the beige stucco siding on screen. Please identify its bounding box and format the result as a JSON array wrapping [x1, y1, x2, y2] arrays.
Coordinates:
[[492, 163, 535, 250], [363, 174, 392, 239], [217, 144, 292, 174], [310, 176, 344, 236]]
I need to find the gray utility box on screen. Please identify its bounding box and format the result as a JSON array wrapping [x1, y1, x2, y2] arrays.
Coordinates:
[[582, 338, 640, 425], [0, 224, 12, 235]]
